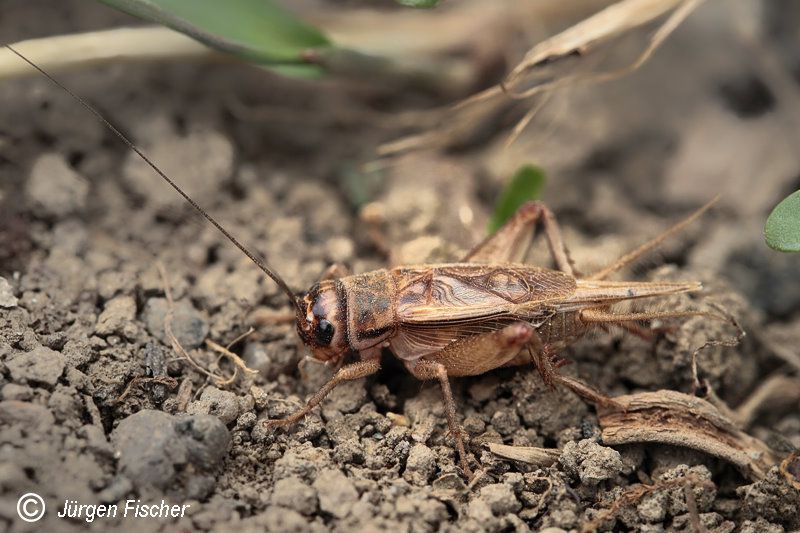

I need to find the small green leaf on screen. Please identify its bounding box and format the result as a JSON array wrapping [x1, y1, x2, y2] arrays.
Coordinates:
[[395, 0, 441, 7], [98, 0, 330, 68], [765, 189, 800, 252], [488, 165, 546, 234]]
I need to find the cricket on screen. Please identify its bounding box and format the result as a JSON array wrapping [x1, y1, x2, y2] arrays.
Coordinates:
[[10, 45, 719, 480]]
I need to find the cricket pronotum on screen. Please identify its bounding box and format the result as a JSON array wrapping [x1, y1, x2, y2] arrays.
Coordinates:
[[9, 45, 722, 479]]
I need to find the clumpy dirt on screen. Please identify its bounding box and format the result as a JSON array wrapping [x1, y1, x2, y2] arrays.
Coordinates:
[[1, 1, 799, 532]]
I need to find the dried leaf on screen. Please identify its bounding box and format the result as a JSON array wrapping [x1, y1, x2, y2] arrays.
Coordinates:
[[598, 390, 779, 480]]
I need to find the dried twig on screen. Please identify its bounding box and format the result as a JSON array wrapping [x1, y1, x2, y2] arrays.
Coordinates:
[[157, 263, 220, 381], [598, 390, 779, 480], [205, 338, 259, 386], [463, 0, 700, 106], [381, 0, 705, 155], [0, 27, 213, 81], [683, 483, 707, 533], [735, 375, 800, 428], [691, 303, 745, 394]]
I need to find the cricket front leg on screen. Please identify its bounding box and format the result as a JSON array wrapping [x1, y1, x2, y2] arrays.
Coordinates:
[[264, 358, 380, 429], [463, 201, 577, 275]]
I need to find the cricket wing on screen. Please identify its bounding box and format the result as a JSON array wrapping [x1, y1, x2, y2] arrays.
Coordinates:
[[390, 319, 524, 361], [388, 264, 575, 361], [393, 264, 576, 324]]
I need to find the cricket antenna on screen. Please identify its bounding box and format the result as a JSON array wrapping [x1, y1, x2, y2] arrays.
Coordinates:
[[587, 195, 721, 281], [6, 44, 303, 314]]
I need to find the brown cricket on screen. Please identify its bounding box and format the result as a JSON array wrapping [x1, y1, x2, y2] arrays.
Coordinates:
[[10, 45, 717, 479]]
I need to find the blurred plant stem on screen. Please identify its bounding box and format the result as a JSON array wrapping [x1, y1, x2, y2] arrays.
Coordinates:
[[0, 27, 215, 81], [0, 24, 469, 93]]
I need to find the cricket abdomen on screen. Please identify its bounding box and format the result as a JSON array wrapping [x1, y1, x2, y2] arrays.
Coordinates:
[[341, 270, 397, 351], [536, 310, 588, 350]]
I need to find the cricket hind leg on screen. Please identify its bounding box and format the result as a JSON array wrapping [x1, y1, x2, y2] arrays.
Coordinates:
[[264, 358, 380, 429], [517, 329, 618, 408], [579, 308, 723, 325], [523, 344, 619, 408], [463, 201, 577, 275]]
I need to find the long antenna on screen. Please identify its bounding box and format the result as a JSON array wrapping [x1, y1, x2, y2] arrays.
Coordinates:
[[587, 195, 720, 281], [6, 44, 302, 314]]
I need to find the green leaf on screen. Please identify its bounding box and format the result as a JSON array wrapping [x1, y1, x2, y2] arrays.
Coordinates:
[[98, 0, 330, 67], [765, 189, 800, 252], [488, 165, 546, 234], [395, 0, 441, 7]]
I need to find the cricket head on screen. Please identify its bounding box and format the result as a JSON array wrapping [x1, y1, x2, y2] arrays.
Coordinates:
[[296, 280, 349, 364]]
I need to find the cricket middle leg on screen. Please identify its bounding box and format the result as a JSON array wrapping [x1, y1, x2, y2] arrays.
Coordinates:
[[462, 201, 577, 275]]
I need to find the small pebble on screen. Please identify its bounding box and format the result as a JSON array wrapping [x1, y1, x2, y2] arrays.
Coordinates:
[[112, 410, 230, 491], [186, 386, 241, 425], [0, 277, 18, 308], [404, 443, 437, 485], [26, 153, 89, 218], [122, 127, 233, 209], [95, 295, 136, 336], [143, 297, 209, 349], [1, 383, 34, 401], [559, 439, 625, 485], [174, 413, 231, 469], [112, 410, 184, 490], [0, 401, 55, 431], [478, 483, 521, 515], [324, 236, 355, 263], [313, 469, 358, 519], [271, 476, 318, 515], [6, 346, 66, 386]]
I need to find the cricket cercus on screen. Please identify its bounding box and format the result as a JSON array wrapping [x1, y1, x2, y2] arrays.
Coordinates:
[[9, 45, 716, 479]]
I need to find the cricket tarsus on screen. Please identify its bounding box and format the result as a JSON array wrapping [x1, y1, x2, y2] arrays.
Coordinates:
[[5, 44, 301, 313]]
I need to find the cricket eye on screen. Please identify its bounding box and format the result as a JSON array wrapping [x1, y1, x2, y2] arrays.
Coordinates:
[[314, 319, 335, 346]]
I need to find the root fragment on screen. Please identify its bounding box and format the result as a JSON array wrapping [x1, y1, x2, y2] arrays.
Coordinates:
[[113, 376, 178, 404], [157, 262, 257, 387]]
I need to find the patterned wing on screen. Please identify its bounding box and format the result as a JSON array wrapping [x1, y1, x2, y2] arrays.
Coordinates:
[[392, 264, 575, 324], [388, 264, 573, 361]]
